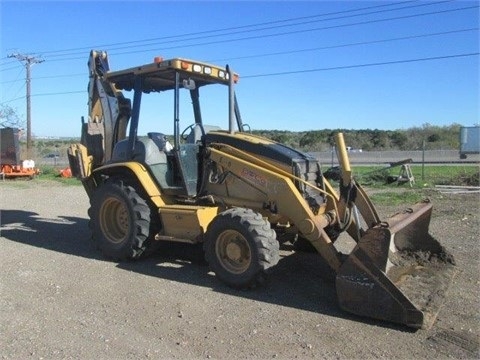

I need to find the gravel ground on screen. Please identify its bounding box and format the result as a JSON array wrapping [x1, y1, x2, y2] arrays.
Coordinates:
[[1, 180, 479, 359]]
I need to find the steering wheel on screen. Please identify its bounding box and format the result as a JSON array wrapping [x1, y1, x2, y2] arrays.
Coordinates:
[[181, 123, 206, 143], [181, 124, 195, 141]]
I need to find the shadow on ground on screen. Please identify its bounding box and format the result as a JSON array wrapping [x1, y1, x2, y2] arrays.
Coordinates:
[[1, 209, 96, 259], [0, 209, 409, 331]]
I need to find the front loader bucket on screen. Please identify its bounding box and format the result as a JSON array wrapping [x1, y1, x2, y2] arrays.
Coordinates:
[[336, 200, 457, 329]]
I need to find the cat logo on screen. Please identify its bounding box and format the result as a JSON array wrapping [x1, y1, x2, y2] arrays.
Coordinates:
[[241, 168, 267, 187]]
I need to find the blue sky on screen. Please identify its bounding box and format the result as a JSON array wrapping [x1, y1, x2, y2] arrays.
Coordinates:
[[1, 0, 478, 138]]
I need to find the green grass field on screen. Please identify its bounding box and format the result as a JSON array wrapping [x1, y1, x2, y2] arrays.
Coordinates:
[[352, 164, 479, 187], [350, 164, 479, 204]]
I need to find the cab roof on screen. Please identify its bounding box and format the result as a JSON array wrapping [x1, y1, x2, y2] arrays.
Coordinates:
[[105, 58, 238, 93]]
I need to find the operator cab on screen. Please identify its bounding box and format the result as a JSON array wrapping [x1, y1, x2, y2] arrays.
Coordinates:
[[105, 57, 242, 198]]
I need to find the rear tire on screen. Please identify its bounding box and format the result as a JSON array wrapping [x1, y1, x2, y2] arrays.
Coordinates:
[[204, 208, 279, 289], [89, 180, 150, 261]]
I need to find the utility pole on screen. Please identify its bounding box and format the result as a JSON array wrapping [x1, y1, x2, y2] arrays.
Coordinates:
[[8, 53, 44, 158]]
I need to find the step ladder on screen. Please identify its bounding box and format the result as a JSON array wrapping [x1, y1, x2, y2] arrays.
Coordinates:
[[397, 164, 415, 187]]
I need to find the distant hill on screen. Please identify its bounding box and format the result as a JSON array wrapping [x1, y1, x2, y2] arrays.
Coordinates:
[[20, 123, 467, 159], [252, 123, 464, 152]]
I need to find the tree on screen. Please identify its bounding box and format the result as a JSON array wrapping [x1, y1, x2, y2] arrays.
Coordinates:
[[0, 104, 24, 129], [299, 131, 325, 149], [427, 133, 440, 142], [370, 129, 388, 149], [391, 130, 408, 149], [271, 132, 290, 144]]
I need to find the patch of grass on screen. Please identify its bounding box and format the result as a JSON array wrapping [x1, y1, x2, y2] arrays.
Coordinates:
[[419, 166, 479, 186], [352, 165, 479, 187], [36, 165, 82, 186], [368, 190, 425, 206]]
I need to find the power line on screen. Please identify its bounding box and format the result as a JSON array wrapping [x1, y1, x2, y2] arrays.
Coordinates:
[[32, 90, 85, 97], [2, 66, 24, 90], [0, 72, 86, 85], [2, 82, 26, 105], [34, 0, 421, 56], [0, 59, 19, 68], [11, 27, 476, 83], [208, 27, 479, 63], [2, 1, 474, 70], [0, 27, 472, 83], [242, 52, 480, 78], [2, 51, 476, 104], [0, 27, 472, 86], [66, 3, 479, 60], [32, 73, 85, 80], [52, 0, 446, 56], [3, 2, 471, 68], [37, 0, 464, 61], [0, 90, 84, 105], [0, 63, 24, 72], [0, 94, 26, 104]]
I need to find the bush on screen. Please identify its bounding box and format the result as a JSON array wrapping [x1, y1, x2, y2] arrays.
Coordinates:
[[448, 170, 480, 186]]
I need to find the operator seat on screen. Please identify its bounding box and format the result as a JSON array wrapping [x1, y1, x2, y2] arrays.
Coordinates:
[[111, 137, 167, 164], [111, 137, 174, 189], [148, 132, 173, 152]]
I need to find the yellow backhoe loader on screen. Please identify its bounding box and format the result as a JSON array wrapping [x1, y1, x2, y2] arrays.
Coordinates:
[[69, 51, 456, 329]]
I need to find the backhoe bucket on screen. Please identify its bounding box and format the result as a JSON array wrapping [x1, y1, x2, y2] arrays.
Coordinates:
[[336, 200, 457, 329]]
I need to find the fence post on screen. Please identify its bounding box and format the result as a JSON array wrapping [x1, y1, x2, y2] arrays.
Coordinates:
[[422, 140, 425, 182]]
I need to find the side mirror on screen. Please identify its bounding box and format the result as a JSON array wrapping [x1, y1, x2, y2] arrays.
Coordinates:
[[183, 78, 196, 90]]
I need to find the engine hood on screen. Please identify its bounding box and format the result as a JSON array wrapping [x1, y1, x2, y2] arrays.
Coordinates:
[[204, 131, 318, 169]]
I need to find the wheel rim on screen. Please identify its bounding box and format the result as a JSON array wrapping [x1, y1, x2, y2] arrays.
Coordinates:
[[215, 230, 251, 274], [99, 196, 130, 244]]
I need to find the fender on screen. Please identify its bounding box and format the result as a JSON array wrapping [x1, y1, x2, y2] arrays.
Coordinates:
[[92, 162, 166, 207]]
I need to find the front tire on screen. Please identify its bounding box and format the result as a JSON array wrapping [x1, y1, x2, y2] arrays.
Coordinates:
[[89, 180, 150, 261], [204, 208, 279, 288]]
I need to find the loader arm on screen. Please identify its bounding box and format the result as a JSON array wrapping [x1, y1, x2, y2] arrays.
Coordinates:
[[205, 140, 380, 243], [205, 144, 343, 271]]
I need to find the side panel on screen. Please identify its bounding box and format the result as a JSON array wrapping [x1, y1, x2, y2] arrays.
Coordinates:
[[157, 205, 218, 242]]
